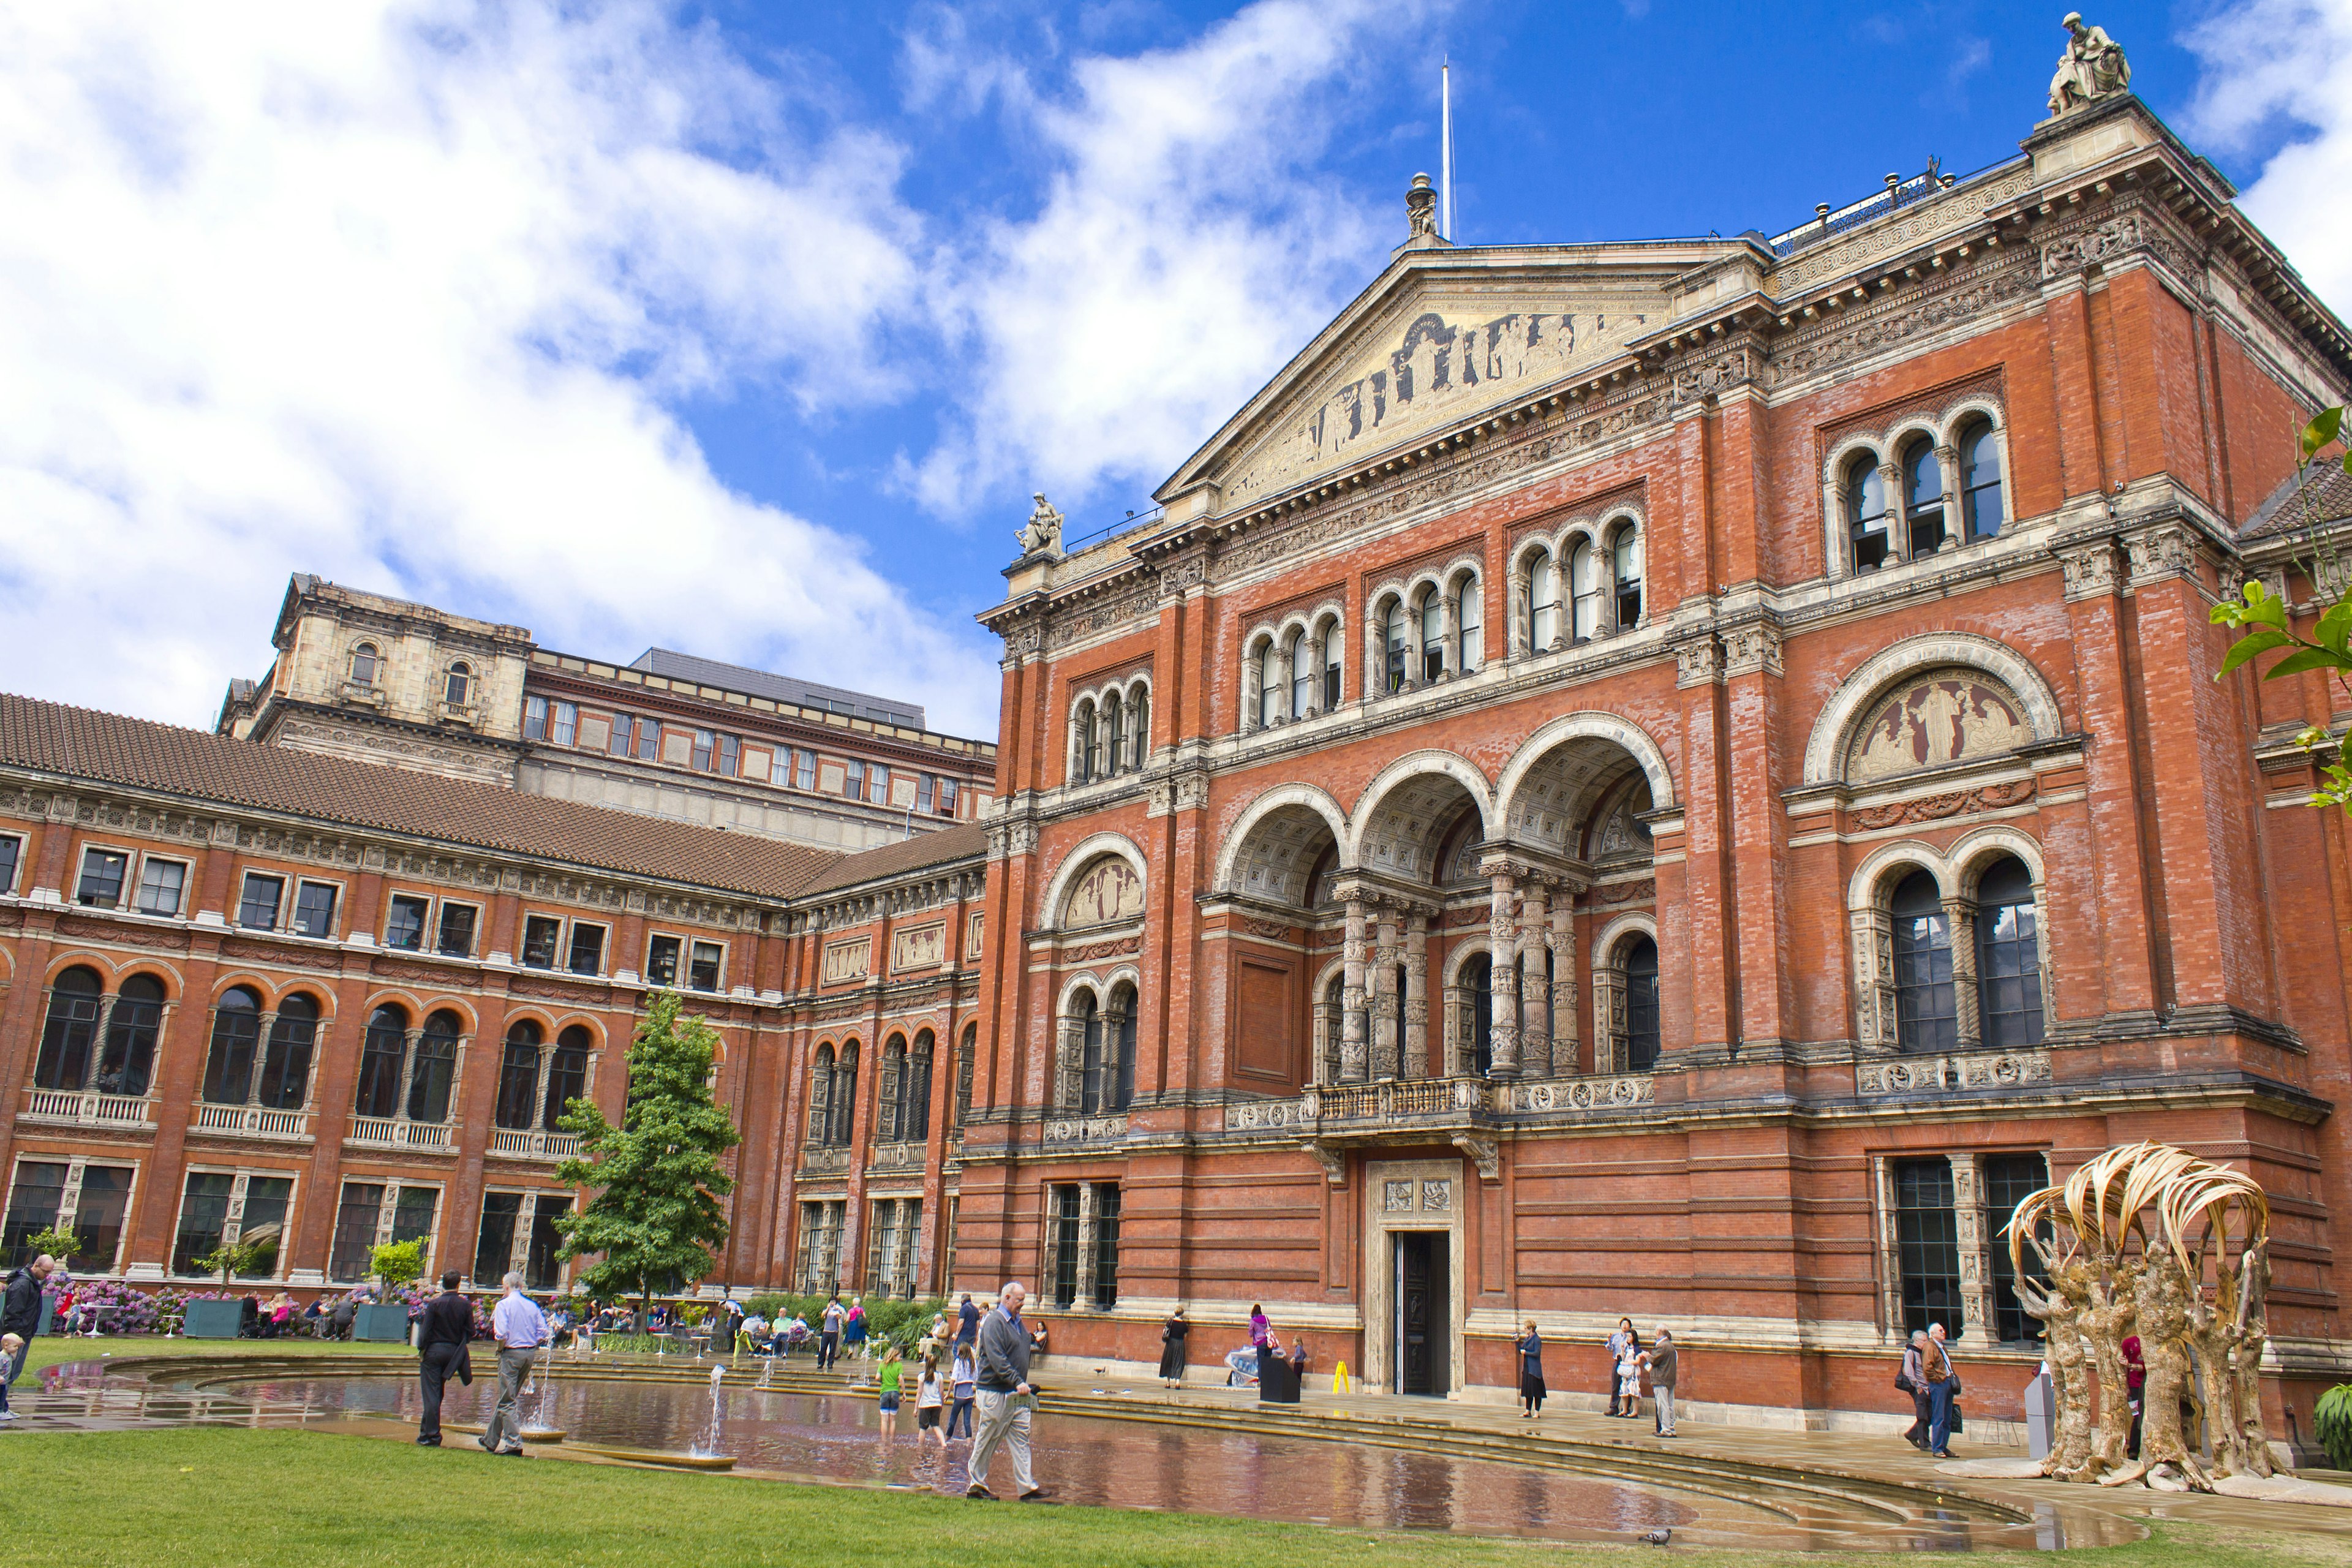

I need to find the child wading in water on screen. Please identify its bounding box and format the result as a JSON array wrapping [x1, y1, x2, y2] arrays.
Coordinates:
[[876, 1343, 905, 1435], [914, 1354, 945, 1448]]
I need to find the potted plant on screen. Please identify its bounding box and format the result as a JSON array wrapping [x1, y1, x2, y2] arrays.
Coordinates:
[[181, 1234, 275, 1338], [352, 1240, 425, 1343]]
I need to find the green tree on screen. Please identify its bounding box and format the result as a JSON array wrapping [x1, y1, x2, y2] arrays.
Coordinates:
[[21, 1224, 80, 1266], [552, 990, 741, 1311], [369, 1238, 423, 1290], [2214, 406, 2352, 811], [193, 1235, 274, 1288]]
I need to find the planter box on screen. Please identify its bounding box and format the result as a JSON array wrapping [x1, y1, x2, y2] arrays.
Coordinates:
[[353, 1303, 413, 1344], [182, 1299, 244, 1339]]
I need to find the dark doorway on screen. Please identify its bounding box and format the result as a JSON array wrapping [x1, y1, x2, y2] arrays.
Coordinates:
[[1395, 1230, 1450, 1395]]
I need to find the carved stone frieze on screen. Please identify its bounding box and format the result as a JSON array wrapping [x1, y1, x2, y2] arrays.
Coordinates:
[[1047, 579, 1162, 650], [1770, 167, 2037, 295], [1583, 878, 1657, 909], [2040, 214, 2146, 279], [218, 937, 340, 970], [371, 956, 480, 987], [1506, 1074, 1655, 1112], [1850, 778, 2038, 831], [1042, 1113, 1128, 1145], [55, 915, 189, 951], [1229, 1097, 1299, 1132], [986, 817, 1042, 861], [1147, 769, 1212, 817], [1770, 259, 2039, 389], [1856, 1049, 2052, 1096], [1060, 935, 1142, 963]]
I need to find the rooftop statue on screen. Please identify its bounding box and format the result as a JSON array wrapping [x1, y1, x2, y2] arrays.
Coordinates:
[[2048, 13, 2130, 116], [1018, 492, 1064, 557]]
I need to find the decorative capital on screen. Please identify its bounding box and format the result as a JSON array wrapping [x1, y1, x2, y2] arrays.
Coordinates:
[[1673, 635, 1725, 688], [1722, 622, 1784, 680], [2056, 540, 2122, 600], [2122, 522, 2198, 586]]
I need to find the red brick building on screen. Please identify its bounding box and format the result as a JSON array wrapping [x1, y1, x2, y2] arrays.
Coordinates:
[[5, 83, 2352, 1436]]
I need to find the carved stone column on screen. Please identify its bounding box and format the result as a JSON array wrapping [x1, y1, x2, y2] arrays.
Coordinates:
[[1437, 593, 1458, 681], [1518, 881, 1551, 1078], [1371, 906, 1401, 1079], [1934, 443, 1962, 550], [1241, 650, 1263, 735], [1074, 1183, 1101, 1308], [1340, 897, 1370, 1082], [1951, 1155, 1997, 1349], [1945, 895, 1981, 1050], [1403, 910, 1430, 1078], [1300, 636, 1322, 718], [1549, 900, 1579, 1076], [1055, 1014, 1087, 1109], [1487, 868, 1520, 1078], [1878, 459, 1904, 562], [1591, 961, 1624, 1074], [1270, 641, 1292, 724]]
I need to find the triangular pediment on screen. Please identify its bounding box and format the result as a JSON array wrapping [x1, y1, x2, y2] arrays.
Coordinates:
[[1159, 243, 1740, 514]]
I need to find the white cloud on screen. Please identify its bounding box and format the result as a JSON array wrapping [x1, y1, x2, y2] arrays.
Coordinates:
[[2183, 0, 2352, 319], [0, 0, 1002, 734], [906, 0, 1434, 520]]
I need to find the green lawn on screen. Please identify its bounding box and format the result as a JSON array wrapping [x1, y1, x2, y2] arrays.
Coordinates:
[[1, 1425, 2347, 1568], [17, 1334, 409, 1376]]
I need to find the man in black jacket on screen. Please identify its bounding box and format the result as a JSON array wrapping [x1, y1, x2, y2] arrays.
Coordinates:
[[1, 1254, 56, 1414], [415, 1272, 474, 1446]]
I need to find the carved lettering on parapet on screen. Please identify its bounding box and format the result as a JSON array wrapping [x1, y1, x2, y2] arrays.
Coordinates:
[[1850, 778, 2038, 831], [2040, 214, 2147, 279], [2057, 541, 2122, 601], [1770, 260, 2038, 388]]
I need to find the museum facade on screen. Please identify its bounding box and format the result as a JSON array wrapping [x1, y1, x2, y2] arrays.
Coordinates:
[[4, 78, 2351, 1433]]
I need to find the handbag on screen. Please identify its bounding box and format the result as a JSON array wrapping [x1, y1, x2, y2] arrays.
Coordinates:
[[1894, 1370, 1918, 1395]]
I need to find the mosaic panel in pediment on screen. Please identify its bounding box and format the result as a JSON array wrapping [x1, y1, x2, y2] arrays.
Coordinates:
[[1847, 669, 2032, 784]]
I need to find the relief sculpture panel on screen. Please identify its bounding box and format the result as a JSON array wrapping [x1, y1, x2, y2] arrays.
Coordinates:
[[1847, 670, 2031, 783]]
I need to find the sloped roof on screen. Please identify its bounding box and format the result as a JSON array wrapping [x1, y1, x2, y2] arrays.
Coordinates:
[[2242, 461, 2352, 541], [0, 693, 842, 902], [798, 821, 987, 897]]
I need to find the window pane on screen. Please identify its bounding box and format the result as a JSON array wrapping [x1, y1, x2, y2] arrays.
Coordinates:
[[99, 976, 164, 1097], [257, 996, 318, 1109], [689, 942, 723, 992], [496, 1031, 542, 1129], [549, 702, 576, 747], [524, 696, 548, 740], [1977, 858, 2045, 1048], [693, 729, 714, 771], [844, 760, 864, 799], [350, 644, 379, 686], [1983, 1153, 2051, 1343], [202, 991, 263, 1104], [391, 1185, 439, 1251], [436, 903, 477, 958], [0, 835, 19, 893], [1894, 1158, 1964, 1337], [355, 1006, 409, 1118], [77, 850, 128, 907], [521, 915, 562, 969], [609, 715, 635, 758], [527, 1197, 572, 1291], [238, 1177, 293, 1278], [409, 1014, 461, 1123], [173, 1172, 237, 1275], [1961, 423, 2005, 538], [293, 881, 338, 938], [647, 935, 681, 987], [567, 923, 605, 976], [236, 874, 282, 930], [1623, 936, 1661, 1071], [544, 1039, 589, 1132], [1094, 1184, 1121, 1310], [636, 718, 661, 761], [135, 858, 186, 916], [1052, 1183, 1081, 1308], [475, 1192, 523, 1286], [1891, 871, 1957, 1052], [329, 1182, 386, 1282], [3, 1161, 68, 1268], [385, 894, 429, 951], [772, 747, 796, 787], [34, 968, 103, 1091], [718, 734, 739, 777], [70, 1165, 134, 1273], [796, 750, 815, 789]]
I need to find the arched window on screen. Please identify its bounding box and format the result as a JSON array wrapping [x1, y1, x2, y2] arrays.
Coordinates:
[[1288, 630, 1313, 718], [496, 1019, 543, 1130], [34, 967, 103, 1091], [1459, 956, 1493, 1076], [1847, 453, 1891, 571], [349, 642, 380, 687], [545, 1025, 591, 1131], [1611, 522, 1643, 630], [1128, 687, 1149, 766], [1104, 984, 1137, 1112], [807, 1044, 836, 1145], [831, 1041, 860, 1146], [1318, 971, 1346, 1084], [354, 1004, 410, 1119], [1975, 858, 2045, 1048], [1420, 589, 1445, 682], [1071, 699, 1096, 783], [1528, 553, 1560, 652], [99, 974, 164, 1098], [257, 993, 318, 1110], [1074, 991, 1103, 1112], [1258, 639, 1283, 725], [409, 1010, 461, 1123], [1104, 692, 1126, 775], [1959, 419, 2005, 538], [880, 1035, 908, 1141], [1456, 573, 1482, 673], [905, 1030, 935, 1142], [955, 1025, 977, 1129], [202, 987, 263, 1104], [444, 662, 472, 707], [1569, 539, 1601, 641], [1322, 625, 1343, 710], [1383, 600, 1409, 692], [1890, 870, 1957, 1052], [1621, 936, 1660, 1071], [1902, 437, 1945, 557]]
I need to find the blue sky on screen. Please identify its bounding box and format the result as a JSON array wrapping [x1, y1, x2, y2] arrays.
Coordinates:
[[2, 1, 2345, 739]]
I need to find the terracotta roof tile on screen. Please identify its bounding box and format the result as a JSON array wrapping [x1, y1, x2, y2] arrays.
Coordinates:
[[0, 693, 845, 901], [798, 821, 987, 895]]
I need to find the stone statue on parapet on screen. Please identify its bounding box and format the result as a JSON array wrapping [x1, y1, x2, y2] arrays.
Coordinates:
[[1017, 492, 1064, 556], [2048, 13, 2130, 116], [1406, 173, 1438, 240]]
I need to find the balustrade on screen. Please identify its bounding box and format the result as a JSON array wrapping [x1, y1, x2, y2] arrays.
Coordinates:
[[22, 1088, 153, 1129], [192, 1103, 311, 1140], [1855, 1047, 2052, 1098], [347, 1116, 453, 1151], [486, 1127, 579, 1159]]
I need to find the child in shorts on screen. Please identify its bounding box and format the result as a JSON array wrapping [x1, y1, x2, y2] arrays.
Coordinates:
[[915, 1354, 944, 1447]]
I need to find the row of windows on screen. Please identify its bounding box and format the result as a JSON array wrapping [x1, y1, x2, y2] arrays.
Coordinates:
[[1064, 984, 1138, 1115], [1887, 858, 2045, 1052], [4, 1157, 573, 1289], [344, 643, 478, 710], [1069, 683, 1150, 785], [526, 696, 960, 816], [807, 1025, 979, 1148], [1525, 522, 1642, 651], [1841, 418, 2005, 573]]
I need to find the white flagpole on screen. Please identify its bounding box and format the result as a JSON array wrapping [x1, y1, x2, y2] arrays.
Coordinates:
[[1440, 61, 1453, 241]]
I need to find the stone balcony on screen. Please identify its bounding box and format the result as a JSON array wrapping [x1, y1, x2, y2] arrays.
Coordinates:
[[486, 1128, 579, 1160], [191, 1103, 312, 1142], [801, 1144, 850, 1174], [867, 1139, 926, 1172], [347, 1115, 453, 1152], [21, 1088, 154, 1130]]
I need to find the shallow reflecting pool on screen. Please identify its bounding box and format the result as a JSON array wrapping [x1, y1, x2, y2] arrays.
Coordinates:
[[204, 1371, 2133, 1553]]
